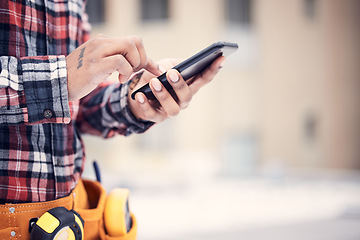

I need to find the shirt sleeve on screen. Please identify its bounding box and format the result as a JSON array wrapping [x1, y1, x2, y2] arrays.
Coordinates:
[[0, 55, 70, 125], [76, 76, 155, 138]]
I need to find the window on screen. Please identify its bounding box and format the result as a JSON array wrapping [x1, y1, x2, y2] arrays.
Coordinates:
[[304, 0, 317, 19], [304, 112, 318, 143], [141, 0, 169, 21], [223, 0, 257, 68], [85, 0, 105, 24], [226, 0, 252, 26]]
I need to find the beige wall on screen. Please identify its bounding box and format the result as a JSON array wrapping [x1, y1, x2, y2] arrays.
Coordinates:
[[324, 1, 360, 168], [257, 0, 360, 169], [83, 0, 360, 174]]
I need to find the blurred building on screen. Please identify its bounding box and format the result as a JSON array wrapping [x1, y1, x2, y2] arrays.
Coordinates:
[[82, 0, 360, 178]]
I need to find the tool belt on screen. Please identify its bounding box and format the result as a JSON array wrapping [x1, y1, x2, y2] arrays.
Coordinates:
[[0, 179, 137, 240]]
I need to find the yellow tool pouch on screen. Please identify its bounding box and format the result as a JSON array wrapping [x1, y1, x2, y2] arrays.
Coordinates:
[[75, 179, 137, 240], [0, 179, 137, 240]]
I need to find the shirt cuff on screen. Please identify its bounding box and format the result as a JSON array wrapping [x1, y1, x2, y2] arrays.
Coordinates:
[[21, 55, 70, 124]]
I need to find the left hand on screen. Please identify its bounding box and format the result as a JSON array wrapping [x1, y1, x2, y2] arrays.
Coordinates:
[[128, 56, 225, 123]]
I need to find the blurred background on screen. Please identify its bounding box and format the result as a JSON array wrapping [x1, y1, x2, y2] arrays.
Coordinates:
[[81, 0, 360, 239]]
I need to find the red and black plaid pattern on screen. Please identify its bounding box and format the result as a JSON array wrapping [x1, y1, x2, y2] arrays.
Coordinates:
[[0, 0, 153, 204]]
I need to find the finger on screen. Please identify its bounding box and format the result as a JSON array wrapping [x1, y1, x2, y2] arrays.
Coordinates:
[[134, 93, 166, 122], [189, 56, 225, 94], [200, 56, 225, 80], [132, 36, 150, 72], [144, 58, 163, 76], [150, 78, 180, 117], [99, 54, 133, 83], [166, 69, 192, 109], [100, 38, 141, 70], [130, 36, 163, 76]]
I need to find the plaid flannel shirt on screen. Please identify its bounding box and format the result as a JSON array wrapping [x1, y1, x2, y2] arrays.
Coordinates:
[[0, 0, 153, 203]]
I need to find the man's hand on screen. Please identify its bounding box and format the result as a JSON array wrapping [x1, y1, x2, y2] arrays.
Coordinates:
[[66, 35, 161, 101], [128, 56, 226, 123]]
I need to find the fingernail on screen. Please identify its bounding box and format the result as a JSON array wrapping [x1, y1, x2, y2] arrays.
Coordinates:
[[219, 58, 226, 68], [136, 93, 145, 104], [151, 79, 162, 92], [168, 70, 179, 83]]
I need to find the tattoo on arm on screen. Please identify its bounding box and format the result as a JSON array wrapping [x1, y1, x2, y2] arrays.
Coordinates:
[[77, 47, 85, 69]]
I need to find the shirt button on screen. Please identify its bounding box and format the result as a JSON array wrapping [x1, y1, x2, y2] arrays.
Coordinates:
[[56, 158, 62, 166], [11, 231, 16, 237], [48, 37, 54, 44], [43, 109, 53, 119]]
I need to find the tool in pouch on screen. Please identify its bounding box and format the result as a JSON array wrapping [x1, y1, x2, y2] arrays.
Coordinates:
[[29, 161, 132, 239], [96, 160, 133, 237], [104, 188, 132, 236], [29, 207, 84, 240]]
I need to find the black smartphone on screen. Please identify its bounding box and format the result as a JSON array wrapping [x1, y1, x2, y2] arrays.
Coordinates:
[[131, 41, 238, 100]]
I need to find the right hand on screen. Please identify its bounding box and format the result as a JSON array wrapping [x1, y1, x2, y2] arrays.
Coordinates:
[[66, 35, 162, 101]]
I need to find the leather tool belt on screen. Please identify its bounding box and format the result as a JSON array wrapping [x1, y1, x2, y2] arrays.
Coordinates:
[[0, 179, 137, 240]]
